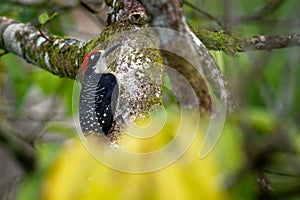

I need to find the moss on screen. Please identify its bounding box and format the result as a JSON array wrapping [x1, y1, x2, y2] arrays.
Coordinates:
[[85, 22, 143, 51], [194, 28, 242, 56]]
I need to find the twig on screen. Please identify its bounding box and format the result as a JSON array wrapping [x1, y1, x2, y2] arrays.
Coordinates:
[[38, 29, 54, 43], [183, 0, 226, 29], [263, 169, 300, 178], [227, 17, 300, 28], [247, 0, 287, 21], [80, 0, 106, 14], [225, 0, 289, 25], [241, 34, 300, 51]]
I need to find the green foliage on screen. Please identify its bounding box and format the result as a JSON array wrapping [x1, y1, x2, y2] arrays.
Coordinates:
[[31, 70, 74, 114], [1, 55, 34, 115], [46, 122, 77, 138], [0, 54, 74, 115], [16, 173, 42, 200], [38, 13, 57, 25], [36, 142, 62, 171], [184, 1, 300, 199]]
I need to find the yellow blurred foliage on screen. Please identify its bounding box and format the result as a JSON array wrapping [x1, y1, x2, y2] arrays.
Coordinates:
[[42, 112, 228, 200]]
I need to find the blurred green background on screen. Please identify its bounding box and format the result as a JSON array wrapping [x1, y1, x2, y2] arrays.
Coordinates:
[[0, 0, 300, 199]]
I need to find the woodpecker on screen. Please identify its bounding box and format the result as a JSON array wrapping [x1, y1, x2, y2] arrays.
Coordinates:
[[79, 44, 120, 137], [79, 41, 164, 141]]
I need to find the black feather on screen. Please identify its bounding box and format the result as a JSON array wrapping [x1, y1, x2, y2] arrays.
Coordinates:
[[79, 73, 118, 136]]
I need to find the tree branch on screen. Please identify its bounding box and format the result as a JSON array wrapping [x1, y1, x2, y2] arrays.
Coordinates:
[[241, 34, 300, 51], [194, 29, 300, 55], [0, 16, 91, 79], [183, 0, 225, 28], [247, 0, 287, 21], [137, 0, 185, 31], [138, 0, 234, 113]]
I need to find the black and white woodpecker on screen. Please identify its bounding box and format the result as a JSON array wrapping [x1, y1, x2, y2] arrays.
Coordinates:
[[79, 41, 164, 140], [79, 43, 121, 137]]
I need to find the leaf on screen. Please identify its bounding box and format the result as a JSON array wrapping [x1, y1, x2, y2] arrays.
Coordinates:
[[38, 13, 50, 25], [38, 12, 58, 25]]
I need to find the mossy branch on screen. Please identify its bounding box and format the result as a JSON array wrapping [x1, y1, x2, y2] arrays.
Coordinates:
[[194, 29, 300, 55], [0, 17, 93, 79]]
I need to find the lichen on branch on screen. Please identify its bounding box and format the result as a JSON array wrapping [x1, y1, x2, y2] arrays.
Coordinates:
[[194, 28, 300, 55], [0, 16, 88, 79]]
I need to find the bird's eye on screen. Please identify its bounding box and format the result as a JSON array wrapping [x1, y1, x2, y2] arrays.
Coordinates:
[[88, 52, 102, 68]]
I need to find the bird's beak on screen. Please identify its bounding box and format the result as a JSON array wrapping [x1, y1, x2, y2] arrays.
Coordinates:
[[103, 42, 121, 58], [93, 43, 121, 74]]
